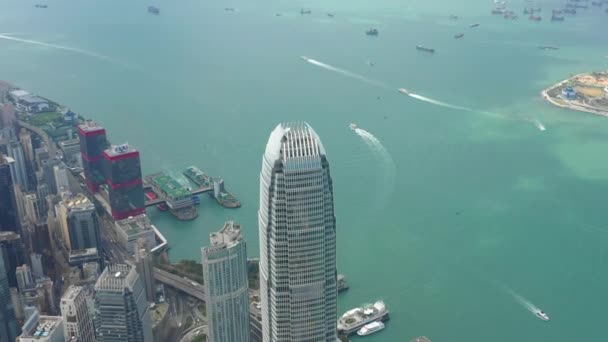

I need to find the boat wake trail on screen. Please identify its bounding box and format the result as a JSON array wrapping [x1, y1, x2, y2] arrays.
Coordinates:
[[301, 56, 388, 89], [533, 119, 546, 131], [505, 287, 541, 315], [407, 93, 472, 112], [0, 34, 127, 66]]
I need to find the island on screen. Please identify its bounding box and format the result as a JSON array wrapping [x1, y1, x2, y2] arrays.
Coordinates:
[[542, 71, 608, 116]]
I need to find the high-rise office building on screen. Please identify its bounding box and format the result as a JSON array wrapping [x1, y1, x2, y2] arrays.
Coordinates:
[[17, 308, 64, 342], [0, 251, 19, 341], [56, 193, 100, 252], [78, 121, 108, 192], [202, 221, 250, 342], [23, 193, 43, 224], [258, 123, 338, 342], [103, 143, 145, 220], [134, 239, 155, 303], [94, 264, 152, 342], [61, 285, 95, 342], [0, 231, 27, 288], [16, 264, 34, 291], [52, 164, 69, 193], [41, 158, 61, 195], [8, 141, 29, 190], [30, 253, 44, 280], [18, 129, 34, 164], [0, 153, 21, 233]]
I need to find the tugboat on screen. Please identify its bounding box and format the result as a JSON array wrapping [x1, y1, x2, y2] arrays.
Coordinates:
[[416, 45, 435, 53], [454, 33, 464, 39], [365, 28, 379, 36], [148, 6, 160, 14]]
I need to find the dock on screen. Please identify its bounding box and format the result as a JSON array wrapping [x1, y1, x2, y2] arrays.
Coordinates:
[[144, 172, 199, 221], [183, 166, 241, 208]]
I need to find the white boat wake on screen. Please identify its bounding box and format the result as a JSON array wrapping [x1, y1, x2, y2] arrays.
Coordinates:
[[506, 288, 542, 316], [0, 33, 129, 67], [301, 56, 388, 89], [407, 93, 472, 112], [533, 119, 546, 131]]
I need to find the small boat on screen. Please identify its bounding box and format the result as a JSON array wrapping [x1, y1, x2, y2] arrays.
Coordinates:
[[398, 88, 411, 95], [34, 4, 48, 8], [349, 123, 358, 131], [454, 33, 464, 39], [300, 9, 311, 15], [470, 23, 480, 27], [552, 9, 563, 14], [538, 45, 559, 50], [535, 310, 550, 321], [366, 28, 379, 36], [148, 6, 160, 14], [529, 15, 542, 21], [563, 8, 577, 14], [224, 7, 236, 11], [551, 15, 565, 21], [357, 321, 385, 336], [327, 13, 335, 17], [449, 14, 459, 19], [492, 8, 505, 14], [416, 45, 435, 53]]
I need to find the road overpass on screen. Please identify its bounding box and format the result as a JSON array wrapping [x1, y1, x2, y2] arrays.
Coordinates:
[[153, 267, 205, 302]]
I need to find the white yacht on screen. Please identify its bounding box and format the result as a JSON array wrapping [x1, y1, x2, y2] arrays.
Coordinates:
[[535, 310, 550, 322], [357, 321, 385, 336], [349, 123, 358, 131], [398, 88, 411, 95]]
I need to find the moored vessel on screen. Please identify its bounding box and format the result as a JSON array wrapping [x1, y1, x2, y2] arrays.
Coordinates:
[[337, 301, 389, 335], [357, 321, 385, 336], [416, 45, 435, 53]]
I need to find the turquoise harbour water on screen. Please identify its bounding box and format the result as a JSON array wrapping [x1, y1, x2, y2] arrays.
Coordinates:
[[2, 0, 608, 340]]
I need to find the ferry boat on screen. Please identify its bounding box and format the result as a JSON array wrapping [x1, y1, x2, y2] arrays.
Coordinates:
[[454, 33, 464, 39], [535, 310, 550, 321], [183, 166, 210, 187], [357, 321, 385, 336], [337, 301, 389, 336], [366, 28, 379, 36], [469, 23, 480, 27], [148, 6, 160, 14], [416, 45, 435, 53]]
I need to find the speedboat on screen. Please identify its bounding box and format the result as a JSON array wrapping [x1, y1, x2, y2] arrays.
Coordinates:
[[300, 56, 311, 62], [357, 321, 385, 336], [349, 123, 358, 131], [398, 88, 410, 95], [535, 310, 550, 321]]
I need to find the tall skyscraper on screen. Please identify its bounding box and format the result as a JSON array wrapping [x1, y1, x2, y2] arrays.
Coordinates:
[[52, 164, 69, 193], [0, 231, 27, 288], [8, 141, 29, 190], [56, 193, 100, 252], [78, 121, 108, 192], [0, 250, 19, 341], [16, 264, 34, 291], [61, 285, 95, 342], [258, 123, 338, 342], [0, 153, 21, 233], [30, 253, 44, 280], [103, 143, 145, 220], [202, 221, 250, 342], [94, 264, 152, 342], [134, 239, 155, 303]]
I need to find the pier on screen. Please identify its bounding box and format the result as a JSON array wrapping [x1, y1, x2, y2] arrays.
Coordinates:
[[143, 166, 240, 220]]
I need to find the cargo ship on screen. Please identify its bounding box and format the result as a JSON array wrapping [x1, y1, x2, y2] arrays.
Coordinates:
[[416, 45, 435, 53], [337, 301, 389, 336]]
